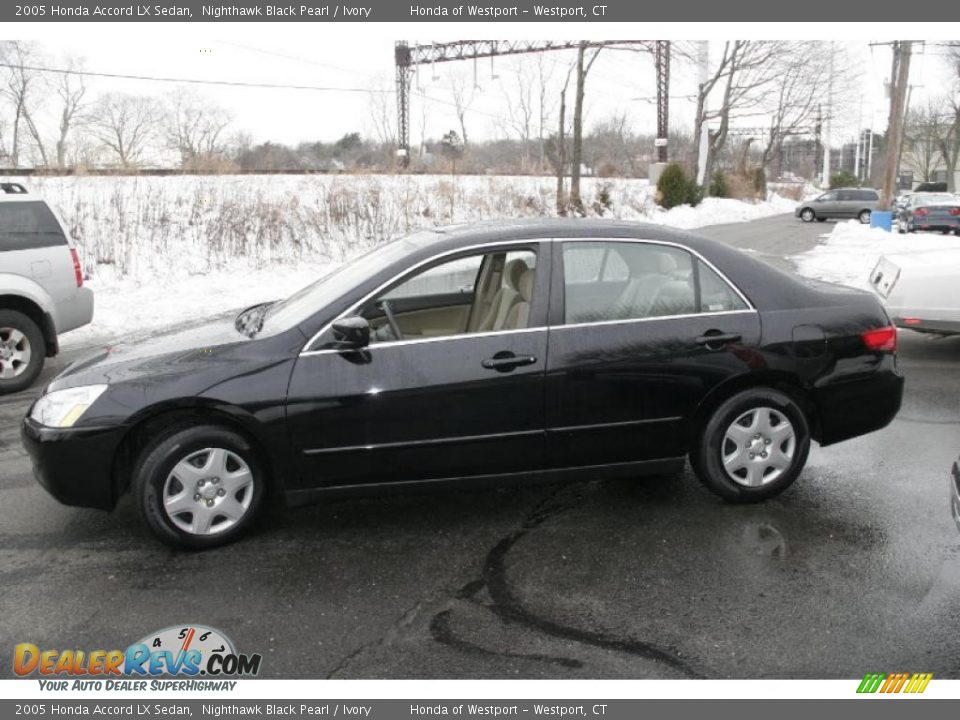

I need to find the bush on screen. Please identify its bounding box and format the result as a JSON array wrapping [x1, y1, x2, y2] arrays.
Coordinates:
[[709, 171, 730, 198], [657, 163, 700, 209], [829, 170, 860, 189]]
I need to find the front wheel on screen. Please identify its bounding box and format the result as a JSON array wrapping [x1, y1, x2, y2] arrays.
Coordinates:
[[690, 388, 811, 502], [799, 208, 815, 222], [0, 310, 45, 395], [134, 425, 266, 549]]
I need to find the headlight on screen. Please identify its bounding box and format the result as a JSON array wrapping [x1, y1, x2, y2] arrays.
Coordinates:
[[30, 385, 108, 428]]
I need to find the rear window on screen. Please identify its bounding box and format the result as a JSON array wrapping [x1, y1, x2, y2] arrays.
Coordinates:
[[0, 201, 67, 252]]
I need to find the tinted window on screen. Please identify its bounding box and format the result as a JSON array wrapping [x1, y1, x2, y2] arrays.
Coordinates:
[[858, 190, 879, 201], [837, 191, 854, 201], [0, 201, 66, 251], [698, 261, 748, 313], [562, 242, 697, 323]]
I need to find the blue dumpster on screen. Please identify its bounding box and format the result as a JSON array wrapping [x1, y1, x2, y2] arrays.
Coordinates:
[[870, 211, 893, 232]]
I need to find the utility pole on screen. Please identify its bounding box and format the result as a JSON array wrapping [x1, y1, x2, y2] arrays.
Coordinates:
[[695, 40, 710, 185], [821, 42, 835, 186], [880, 41, 913, 210], [654, 40, 670, 164]]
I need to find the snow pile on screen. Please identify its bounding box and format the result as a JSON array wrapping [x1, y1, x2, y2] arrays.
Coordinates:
[[793, 220, 960, 290], [0, 173, 795, 347]]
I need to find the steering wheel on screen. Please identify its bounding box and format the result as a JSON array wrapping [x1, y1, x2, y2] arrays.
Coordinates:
[[380, 300, 404, 341]]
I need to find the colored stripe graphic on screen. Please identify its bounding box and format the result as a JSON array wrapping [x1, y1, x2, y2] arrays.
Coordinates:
[[857, 673, 932, 694]]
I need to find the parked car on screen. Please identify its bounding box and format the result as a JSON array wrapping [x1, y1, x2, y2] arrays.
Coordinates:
[[795, 188, 879, 223], [896, 193, 960, 234], [871, 249, 960, 335], [22, 219, 904, 549], [0, 183, 93, 394]]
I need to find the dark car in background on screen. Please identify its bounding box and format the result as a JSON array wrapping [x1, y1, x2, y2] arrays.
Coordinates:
[[21, 220, 904, 549], [796, 188, 879, 224], [897, 193, 960, 235]]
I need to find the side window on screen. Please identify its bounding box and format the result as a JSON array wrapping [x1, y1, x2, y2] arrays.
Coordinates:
[[698, 261, 748, 313], [0, 201, 67, 252], [819, 192, 838, 202], [354, 247, 537, 345], [837, 190, 854, 202], [383, 254, 483, 300], [562, 242, 696, 324]]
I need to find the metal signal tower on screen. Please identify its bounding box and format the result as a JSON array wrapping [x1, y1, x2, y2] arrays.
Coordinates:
[[394, 40, 670, 167]]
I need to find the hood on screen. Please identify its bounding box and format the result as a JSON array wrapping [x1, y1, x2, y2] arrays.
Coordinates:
[[50, 313, 251, 391]]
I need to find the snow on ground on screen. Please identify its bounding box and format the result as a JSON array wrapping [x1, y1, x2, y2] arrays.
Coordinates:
[[0, 174, 796, 348], [792, 220, 960, 290]]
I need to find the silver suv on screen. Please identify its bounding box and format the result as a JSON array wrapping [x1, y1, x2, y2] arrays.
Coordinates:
[[0, 183, 93, 394], [795, 187, 880, 224]]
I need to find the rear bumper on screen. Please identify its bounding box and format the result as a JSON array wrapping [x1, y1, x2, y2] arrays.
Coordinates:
[[815, 361, 904, 446], [54, 286, 94, 335], [21, 417, 123, 511], [913, 217, 960, 230]]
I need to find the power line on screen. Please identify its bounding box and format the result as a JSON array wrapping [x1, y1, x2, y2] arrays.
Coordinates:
[[0, 61, 386, 94]]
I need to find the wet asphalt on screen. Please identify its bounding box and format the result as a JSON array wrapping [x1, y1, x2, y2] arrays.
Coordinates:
[[1, 214, 959, 679]]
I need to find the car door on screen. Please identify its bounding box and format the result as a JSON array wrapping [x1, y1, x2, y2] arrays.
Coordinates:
[[817, 191, 840, 217], [544, 239, 761, 469], [286, 242, 550, 489], [836, 190, 857, 217]]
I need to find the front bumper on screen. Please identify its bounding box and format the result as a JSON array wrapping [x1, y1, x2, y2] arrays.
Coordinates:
[[21, 417, 125, 511]]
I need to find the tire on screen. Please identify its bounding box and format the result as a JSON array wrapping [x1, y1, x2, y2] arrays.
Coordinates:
[[134, 424, 266, 549], [0, 310, 45, 395], [858, 209, 871, 224], [690, 387, 811, 503], [799, 208, 815, 222]]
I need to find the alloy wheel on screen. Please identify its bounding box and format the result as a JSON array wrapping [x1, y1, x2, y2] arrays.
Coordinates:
[[720, 406, 796, 487], [162, 447, 255, 535], [0, 327, 32, 379]]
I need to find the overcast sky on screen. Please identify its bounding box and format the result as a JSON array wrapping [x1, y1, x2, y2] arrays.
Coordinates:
[[8, 24, 958, 150]]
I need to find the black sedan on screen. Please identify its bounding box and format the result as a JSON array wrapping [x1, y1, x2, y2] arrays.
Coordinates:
[[897, 192, 960, 234], [22, 220, 904, 549]]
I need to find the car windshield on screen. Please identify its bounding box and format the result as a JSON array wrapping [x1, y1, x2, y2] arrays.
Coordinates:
[[253, 232, 435, 337], [913, 194, 957, 205]]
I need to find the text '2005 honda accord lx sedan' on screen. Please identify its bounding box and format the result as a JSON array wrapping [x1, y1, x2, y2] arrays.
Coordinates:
[[22, 219, 905, 549]]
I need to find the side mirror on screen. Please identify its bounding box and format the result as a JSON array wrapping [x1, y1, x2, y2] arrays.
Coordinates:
[[331, 316, 370, 350]]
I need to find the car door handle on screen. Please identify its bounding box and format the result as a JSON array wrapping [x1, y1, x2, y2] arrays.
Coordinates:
[[695, 331, 742, 348], [481, 353, 538, 371]]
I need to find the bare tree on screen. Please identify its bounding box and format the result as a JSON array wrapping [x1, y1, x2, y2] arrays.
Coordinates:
[[498, 64, 535, 171], [935, 43, 960, 191], [448, 72, 475, 147], [902, 101, 946, 183], [91, 93, 161, 168], [53, 57, 88, 168], [569, 43, 603, 215], [689, 41, 784, 187], [0, 41, 42, 167], [164, 88, 232, 169]]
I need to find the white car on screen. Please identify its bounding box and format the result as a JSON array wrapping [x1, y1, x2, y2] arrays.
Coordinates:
[[870, 249, 960, 335]]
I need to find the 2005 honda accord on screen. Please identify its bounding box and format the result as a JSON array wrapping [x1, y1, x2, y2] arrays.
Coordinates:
[[22, 219, 904, 548]]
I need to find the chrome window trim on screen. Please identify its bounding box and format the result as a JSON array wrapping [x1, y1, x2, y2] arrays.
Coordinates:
[[298, 235, 756, 357], [553, 308, 757, 332], [300, 326, 547, 357]]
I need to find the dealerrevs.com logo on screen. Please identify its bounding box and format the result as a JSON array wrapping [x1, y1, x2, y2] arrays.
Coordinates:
[[14, 625, 261, 691]]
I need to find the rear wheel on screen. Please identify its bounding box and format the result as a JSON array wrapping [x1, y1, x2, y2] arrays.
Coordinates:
[[0, 310, 45, 395], [858, 209, 872, 224], [800, 208, 815, 222], [691, 388, 811, 502], [134, 424, 266, 549]]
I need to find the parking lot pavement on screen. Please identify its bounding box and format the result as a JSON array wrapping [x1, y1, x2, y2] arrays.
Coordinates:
[[3, 214, 959, 679]]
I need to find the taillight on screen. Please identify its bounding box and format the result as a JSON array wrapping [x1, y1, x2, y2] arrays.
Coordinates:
[[950, 208, 960, 216], [862, 326, 897, 353], [69, 247, 83, 288], [914, 207, 928, 216]]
